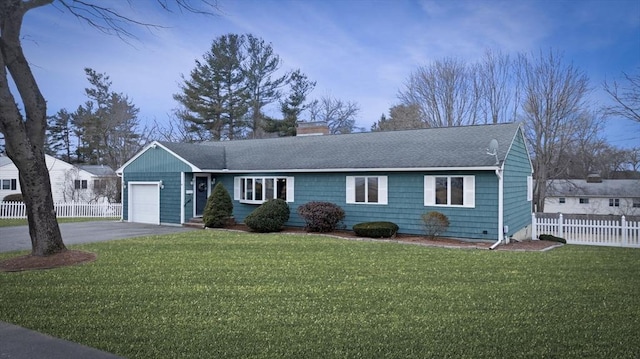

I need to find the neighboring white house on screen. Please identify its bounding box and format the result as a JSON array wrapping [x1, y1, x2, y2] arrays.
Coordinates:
[[0, 154, 117, 203], [544, 177, 640, 216]]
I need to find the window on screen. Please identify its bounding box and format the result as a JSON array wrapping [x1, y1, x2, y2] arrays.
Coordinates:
[[235, 177, 294, 204], [633, 198, 640, 208], [609, 198, 620, 207], [559, 198, 566, 204], [346, 176, 388, 205], [94, 179, 106, 190], [579, 198, 589, 204], [2, 179, 17, 190], [424, 176, 475, 208], [74, 180, 88, 189]]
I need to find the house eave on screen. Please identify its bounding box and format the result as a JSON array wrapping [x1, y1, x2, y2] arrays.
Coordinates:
[[196, 166, 501, 174]]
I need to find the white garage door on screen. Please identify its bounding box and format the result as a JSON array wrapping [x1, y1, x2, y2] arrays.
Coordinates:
[[129, 183, 160, 224]]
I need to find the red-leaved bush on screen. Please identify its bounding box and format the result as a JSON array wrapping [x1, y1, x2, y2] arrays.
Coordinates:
[[297, 201, 345, 232]]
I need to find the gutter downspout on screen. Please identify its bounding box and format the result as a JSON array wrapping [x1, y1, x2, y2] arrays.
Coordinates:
[[116, 171, 124, 222], [180, 172, 185, 225], [490, 166, 504, 250]]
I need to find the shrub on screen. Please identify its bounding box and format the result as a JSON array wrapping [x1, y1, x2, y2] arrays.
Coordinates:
[[421, 211, 450, 239], [202, 182, 233, 228], [244, 199, 290, 233], [353, 221, 399, 238], [538, 234, 567, 244], [2, 193, 23, 202], [297, 201, 345, 232]]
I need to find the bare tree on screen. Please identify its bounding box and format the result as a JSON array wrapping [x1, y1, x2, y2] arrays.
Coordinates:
[[478, 49, 514, 124], [556, 112, 609, 178], [398, 57, 481, 127], [603, 69, 640, 123], [519, 50, 592, 212], [0, 0, 219, 256], [308, 96, 360, 134]]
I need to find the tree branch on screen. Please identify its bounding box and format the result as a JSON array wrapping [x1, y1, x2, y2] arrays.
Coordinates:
[[55, 0, 220, 41]]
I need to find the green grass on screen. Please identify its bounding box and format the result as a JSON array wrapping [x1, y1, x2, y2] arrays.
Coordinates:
[[0, 217, 118, 227], [1, 231, 639, 358]]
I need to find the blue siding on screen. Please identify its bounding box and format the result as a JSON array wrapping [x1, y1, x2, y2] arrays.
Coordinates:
[[218, 171, 500, 239], [503, 128, 533, 236], [122, 172, 183, 224], [124, 147, 192, 173], [122, 147, 191, 224]]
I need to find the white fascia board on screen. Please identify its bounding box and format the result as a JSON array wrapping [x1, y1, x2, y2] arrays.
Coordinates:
[[116, 141, 201, 174], [200, 166, 501, 174]]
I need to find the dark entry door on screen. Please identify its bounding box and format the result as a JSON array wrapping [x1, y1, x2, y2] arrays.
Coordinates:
[[195, 176, 208, 216]]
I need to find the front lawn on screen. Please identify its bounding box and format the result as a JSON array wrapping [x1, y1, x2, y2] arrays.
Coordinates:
[[1, 230, 638, 358], [0, 217, 118, 227]]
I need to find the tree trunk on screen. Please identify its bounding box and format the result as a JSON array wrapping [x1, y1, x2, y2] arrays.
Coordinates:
[[16, 149, 67, 256], [1, 0, 66, 256]]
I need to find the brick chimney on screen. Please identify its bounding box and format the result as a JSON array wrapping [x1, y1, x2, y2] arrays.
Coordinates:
[[296, 121, 330, 136]]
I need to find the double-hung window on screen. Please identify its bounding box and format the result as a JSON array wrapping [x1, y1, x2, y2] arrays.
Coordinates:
[[346, 176, 388, 205], [609, 198, 620, 207], [234, 177, 294, 204], [1, 179, 17, 190], [74, 180, 88, 189], [424, 176, 475, 208]]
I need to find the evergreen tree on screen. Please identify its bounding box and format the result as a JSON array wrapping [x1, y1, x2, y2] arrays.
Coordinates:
[[264, 69, 316, 136], [174, 34, 249, 140], [243, 34, 288, 138], [72, 68, 144, 169], [46, 109, 75, 162], [203, 182, 234, 228]]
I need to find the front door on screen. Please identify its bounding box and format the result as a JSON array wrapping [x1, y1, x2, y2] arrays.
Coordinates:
[[195, 176, 209, 216]]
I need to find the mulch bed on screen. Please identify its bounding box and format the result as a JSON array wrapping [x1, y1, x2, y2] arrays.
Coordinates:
[[0, 250, 97, 272], [1, 226, 560, 272], [224, 224, 562, 252]]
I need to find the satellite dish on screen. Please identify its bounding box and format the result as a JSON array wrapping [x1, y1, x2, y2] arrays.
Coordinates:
[[486, 139, 499, 165]]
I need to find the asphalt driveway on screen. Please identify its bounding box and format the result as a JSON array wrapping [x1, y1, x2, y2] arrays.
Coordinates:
[[0, 221, 197, 253]]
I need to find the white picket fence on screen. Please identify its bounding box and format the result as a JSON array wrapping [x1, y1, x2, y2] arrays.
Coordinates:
[[532, 213, 640, 248], [0, 201, 122, 219]]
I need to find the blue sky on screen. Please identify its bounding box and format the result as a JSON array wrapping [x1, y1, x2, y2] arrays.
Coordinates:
[[20, 0, 640, 148]]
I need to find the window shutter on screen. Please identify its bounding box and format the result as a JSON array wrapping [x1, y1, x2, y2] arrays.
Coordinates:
[[11, 179, 17, 190], [424, 176, 435, 206], [463, 176, 475, 208], [286, 177, 295, 202], [527, 176, 533, 202], [346, 176, 355, 204], [233, 177, 241, 200], [378, 176, 388, 205]]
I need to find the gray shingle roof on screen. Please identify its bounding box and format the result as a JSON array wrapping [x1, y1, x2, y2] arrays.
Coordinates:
[[79, 165, 116, 176], [0, 155, 12, 167], [547, 179, 640, 198], [159, 142, 227, 170], [159, 122, 523, 172]]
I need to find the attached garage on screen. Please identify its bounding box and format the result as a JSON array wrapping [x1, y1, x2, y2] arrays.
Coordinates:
[[128, 182, 160, 225]]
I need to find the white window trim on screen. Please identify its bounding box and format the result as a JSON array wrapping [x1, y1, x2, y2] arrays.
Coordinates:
[[346, 176, 388, 205], [424, 175, 475, 208], [527, 175, 533, 202], [234, 176, 294, 204]]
